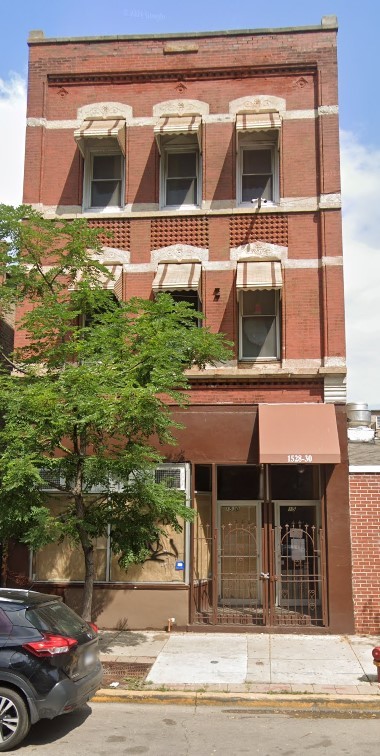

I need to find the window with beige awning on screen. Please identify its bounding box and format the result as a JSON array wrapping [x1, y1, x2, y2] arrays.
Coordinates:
[[236, 261, 283, 293], [152, 262, 202, 294], [74, 118, 126, 156], [154, 116, 202, 151]]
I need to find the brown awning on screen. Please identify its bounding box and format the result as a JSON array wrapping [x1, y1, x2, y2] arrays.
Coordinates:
[[236, 261, 282, 293], [258, 403, 341, 464], [154, 116, 202, 150], [152, 262, 202, 293], [236, 113, 281, 131], [74, 119, 126, 155]]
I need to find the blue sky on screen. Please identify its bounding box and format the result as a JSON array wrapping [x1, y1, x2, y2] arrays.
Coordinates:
[[0, 1, 379, 405]]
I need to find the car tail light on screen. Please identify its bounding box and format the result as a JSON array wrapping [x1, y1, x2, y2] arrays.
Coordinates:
[[88, 622, 98, 633], [23, 633, 78, 657]]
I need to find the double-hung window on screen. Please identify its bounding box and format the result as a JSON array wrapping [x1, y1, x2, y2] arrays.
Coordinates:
[[236, 114, 280, 206], [237, 261, 282, 361], [74, 119, 126, 211], [154, 116, 202, 209], [161, 136, 200, 208], [239, 289, 280, 360], [165, 146, 199, 207], [89, 152, 123, 209], [240, 145, 276, 203], [152, 262, 202, 325]]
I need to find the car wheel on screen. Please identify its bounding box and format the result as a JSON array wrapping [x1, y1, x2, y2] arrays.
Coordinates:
[[0, 687, 30, 752]]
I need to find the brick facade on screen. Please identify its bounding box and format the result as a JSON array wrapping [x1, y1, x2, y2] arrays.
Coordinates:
[[350, 473, 380, 634], [17, 18, 356, 632]]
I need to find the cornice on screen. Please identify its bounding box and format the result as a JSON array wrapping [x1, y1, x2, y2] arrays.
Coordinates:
[[47, 63, 317, 87]]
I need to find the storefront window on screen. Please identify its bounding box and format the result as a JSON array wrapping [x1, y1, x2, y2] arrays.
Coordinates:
[[271, 465, 320, 500], [217, 465, 261, 500]]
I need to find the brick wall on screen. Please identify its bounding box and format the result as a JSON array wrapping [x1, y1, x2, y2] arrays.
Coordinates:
[[350, 473, 380, 634], [20, 24, 345, 366]]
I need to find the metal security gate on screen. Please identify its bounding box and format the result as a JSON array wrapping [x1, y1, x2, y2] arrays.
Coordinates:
[[191, 502, 327, 628]]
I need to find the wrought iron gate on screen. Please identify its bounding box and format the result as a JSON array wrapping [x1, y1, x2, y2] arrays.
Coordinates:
[[191, 511, 327, 628]]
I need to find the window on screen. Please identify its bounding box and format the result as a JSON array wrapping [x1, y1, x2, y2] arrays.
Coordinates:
[[74, 119, 126, 211], [239, 289, 280, 360], [161, 136, 200, 208], [31, 463, 189, 585], [90, 154, 123, 208], [83, 140, 124, 211], [152, 263, 202, 325], [167, 290, 201, 326], [241, 146, 274, 202], [237, 131, 279, 206]]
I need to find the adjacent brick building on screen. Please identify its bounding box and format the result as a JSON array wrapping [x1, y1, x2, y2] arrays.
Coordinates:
[[14, 16, 356, 631], [349, 442, 380, 634]]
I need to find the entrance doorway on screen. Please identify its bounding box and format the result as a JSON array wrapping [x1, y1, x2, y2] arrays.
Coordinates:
[[191, 464, 327, 628]]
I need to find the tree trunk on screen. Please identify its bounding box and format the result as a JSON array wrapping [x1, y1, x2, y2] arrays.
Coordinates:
[[1, 541, 8, 587], [81, 541, 95, 622]]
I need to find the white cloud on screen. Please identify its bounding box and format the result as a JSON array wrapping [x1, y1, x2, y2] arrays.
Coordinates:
[[341, 130, 380, 408], [0, 74, 27, 206]]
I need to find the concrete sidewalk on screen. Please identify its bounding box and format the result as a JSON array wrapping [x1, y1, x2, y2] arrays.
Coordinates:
[[97, 630, 380, 700]]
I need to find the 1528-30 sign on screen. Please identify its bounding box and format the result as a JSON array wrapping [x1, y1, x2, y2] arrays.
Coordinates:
[[287, 454, 313, 463]]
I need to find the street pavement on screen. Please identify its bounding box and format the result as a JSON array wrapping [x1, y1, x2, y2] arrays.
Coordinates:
[[15, 703, 380, 755], [97, 630, 380, 701]]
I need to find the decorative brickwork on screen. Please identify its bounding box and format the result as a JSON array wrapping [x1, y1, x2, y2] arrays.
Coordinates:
[[230, 214, 288, 248], [151, 216, 209, 250], [350, 473, 380, 634], [87, 219, 131, 251]]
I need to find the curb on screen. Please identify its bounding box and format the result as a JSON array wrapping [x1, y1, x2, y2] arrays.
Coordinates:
[[92, 688, 380, 713]]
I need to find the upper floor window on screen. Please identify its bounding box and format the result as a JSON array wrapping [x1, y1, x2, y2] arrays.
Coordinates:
[[89, 151, 124, 209], [152, 262, 202, 324], [239, 289, 280, 360], [240, 144, 276, 204], [165, 146, 198, 207], [154, 116, 202, 209], [161, 136, 200, 208], [166, 289, 202, 327], [74, 118, 126, 211], [236, 260, 282, 361], [236, 114, 280, 206]]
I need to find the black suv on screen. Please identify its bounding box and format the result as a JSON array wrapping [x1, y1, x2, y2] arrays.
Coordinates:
[[0, 588, 103, 751]]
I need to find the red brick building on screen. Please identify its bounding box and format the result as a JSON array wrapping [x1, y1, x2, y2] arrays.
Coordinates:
[[349, 441, 380, 634], [16, 16, 355, 632]]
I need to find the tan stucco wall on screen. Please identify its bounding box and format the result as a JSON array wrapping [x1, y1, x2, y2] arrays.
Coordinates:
[[64, 586, 189, 629]]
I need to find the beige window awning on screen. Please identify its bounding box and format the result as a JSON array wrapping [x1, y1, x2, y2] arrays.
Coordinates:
[[258, 404, 341, 464], [74, 119, 126, 155], [236, 261, 282, 293], [154, 116, 202, 150], [70, 264, 123, 301], [98, 264, 123, 300], [236, 113, 281, 132], [152, 262, 202, 293]]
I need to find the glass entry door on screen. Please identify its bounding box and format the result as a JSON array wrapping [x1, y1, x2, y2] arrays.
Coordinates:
[[271, 501, 325, 625], [190, 464, 327, 628], [217, 502, 262, 618]]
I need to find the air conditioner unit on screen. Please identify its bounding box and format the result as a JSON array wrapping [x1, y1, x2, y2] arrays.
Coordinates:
[[39, 468, 66, 491], [155, 463, 189, 492], [86, 476, 124, 494], [85, 483, 107, 494]]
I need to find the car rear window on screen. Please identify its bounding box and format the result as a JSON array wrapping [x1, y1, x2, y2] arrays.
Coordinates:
[[0, 608, 12, 635], [25, 601, 88, 636]]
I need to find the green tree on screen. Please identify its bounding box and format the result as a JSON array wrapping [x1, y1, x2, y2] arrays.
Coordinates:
[[0, 205, 231, 620]]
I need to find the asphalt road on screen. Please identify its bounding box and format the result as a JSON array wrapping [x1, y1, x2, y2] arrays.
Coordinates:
[[15, 702, 380, 755]]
